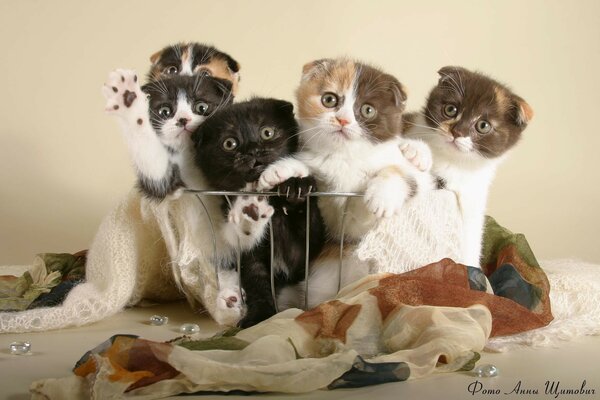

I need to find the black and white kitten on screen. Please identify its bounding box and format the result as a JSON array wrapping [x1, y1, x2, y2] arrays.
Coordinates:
[[102, 71, 233, 199], [103, 70, 254, 326], [193, 98, 326, 327]]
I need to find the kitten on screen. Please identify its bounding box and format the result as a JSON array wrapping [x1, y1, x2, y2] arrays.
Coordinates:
[[103, 70, 251, 326], [103, 71, 233, 199], [193, 98, 326, 327], [148, 42, 241, 95], [258, 58, 433, 239], [258, 58, 433, 308], [403, 66, 533, 268]]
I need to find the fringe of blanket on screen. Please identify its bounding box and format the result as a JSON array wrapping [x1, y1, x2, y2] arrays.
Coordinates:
[[486, 258, 600, 352]]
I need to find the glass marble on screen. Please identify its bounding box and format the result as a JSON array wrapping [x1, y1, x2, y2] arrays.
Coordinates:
[[9, 341, 31, 355], [180, 323, 200, 334], [149, 315, 169, 326], [473, 364, 499, 377]]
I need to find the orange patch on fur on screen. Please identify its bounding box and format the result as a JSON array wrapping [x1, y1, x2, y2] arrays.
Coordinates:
[[198, 57, 240, 95], [519, 100, 534, 124], [296, 58, 356, 120], [375, 165, 404, 179]]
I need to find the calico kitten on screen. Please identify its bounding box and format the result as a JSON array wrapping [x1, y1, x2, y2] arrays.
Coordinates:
[[258, 58, 433, 239], [404, 66, 533, 267], [148, 42, 241, 95], [193, 98, 326, 327], [258, 58, 433, 309], [103, 71, 233, 199]]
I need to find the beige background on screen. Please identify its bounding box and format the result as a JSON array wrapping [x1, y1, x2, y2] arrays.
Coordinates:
[[0, 0, 598, 265]]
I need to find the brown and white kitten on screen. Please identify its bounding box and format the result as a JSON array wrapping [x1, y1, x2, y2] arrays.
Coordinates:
[[148, 42, 241, 95], [404, 66, 533, 268], [259, 58, 433, 309]]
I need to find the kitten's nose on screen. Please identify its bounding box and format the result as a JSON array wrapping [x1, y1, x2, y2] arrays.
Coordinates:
[[450, 126, 463, 138], [336, 117, 349, 127], [177, 117, 189, 127]]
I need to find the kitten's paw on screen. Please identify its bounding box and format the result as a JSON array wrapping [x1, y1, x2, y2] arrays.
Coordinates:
[[212, 287, 246, 326], [102, 69, 145, 119], [257, 159, 310, 190], [400, 140, 432, 172], [276, 176, 316, 205], [227, 195, 274, 249], [364, 176, 409, 218]]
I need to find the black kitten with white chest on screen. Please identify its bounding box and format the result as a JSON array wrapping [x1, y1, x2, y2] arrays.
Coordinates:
[[193, 98, 326, 327]]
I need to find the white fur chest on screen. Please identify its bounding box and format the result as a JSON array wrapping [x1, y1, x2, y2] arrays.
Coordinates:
[[299, 139, 406, 239]]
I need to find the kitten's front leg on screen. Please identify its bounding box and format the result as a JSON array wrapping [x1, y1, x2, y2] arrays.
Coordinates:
[[257, 157, 310, 191], [400, 139, 433, 172], [102, 69, 172, 189], [223, 190, 274, 251], [213, 268, 247, 326], [364, 166, 415, 218]]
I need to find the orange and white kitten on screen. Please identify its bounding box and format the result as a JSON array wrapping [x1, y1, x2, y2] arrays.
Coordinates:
[[258, 58, 433, 240]]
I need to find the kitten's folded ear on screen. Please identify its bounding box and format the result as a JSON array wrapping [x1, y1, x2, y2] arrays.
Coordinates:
[[149, 48, 164, 65], [301, 58, 333, 81], [387, 75, 408, 108], [511, 95, 534, 127], [437, 66, 470, 85], [220, 54, 241, 74], [271, 99, 295, 116]]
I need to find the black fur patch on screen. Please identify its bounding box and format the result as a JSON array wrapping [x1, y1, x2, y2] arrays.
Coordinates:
[[137, 162, 185, 200], [435, 176, 446, 190]]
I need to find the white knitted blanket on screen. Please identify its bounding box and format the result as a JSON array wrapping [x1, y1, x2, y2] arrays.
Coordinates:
[[0, 189, 225, 332]]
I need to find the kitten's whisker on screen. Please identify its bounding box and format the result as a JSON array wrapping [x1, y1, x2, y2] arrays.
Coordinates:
[[299, 127, 326, 151]]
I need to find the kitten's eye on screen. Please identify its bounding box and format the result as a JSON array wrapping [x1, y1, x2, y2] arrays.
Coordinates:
[[164, 66, 179, 75], [321, 92, 339, 108], [443, 104, 459, 118], [260, 126, 276, 140], [360, 103, 377, 119], [158, 105, 173, 118], [198, 68, 212, 77], [476, 120, 492, 134], [194, 101, 210, 115], [222, 137, 238, 151]]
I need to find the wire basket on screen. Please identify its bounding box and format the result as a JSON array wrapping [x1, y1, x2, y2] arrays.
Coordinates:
[[186, 189, 363, 312]]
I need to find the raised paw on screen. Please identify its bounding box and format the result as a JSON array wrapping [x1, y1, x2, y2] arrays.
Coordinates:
[[227, 195, 274, 250], [400, 140, 432, 172], [275, 176, 316, 206], [102, 69, 145, 118], [364, 175, 410, 218], [213, 287, 247, 326], [257, 159, 310, 190]]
